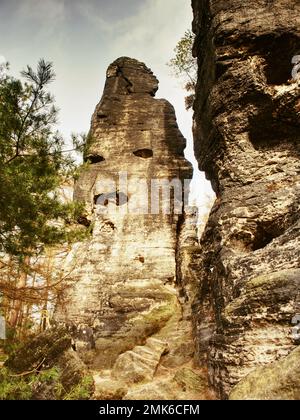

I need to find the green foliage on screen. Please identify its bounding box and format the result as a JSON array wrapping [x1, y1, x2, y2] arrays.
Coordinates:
[[0, 327, 20, 355], [0, 352, 7, 363], [169, 30, 196, 80], [0, 366, 93, 400], [37, 367, 64, 399], [168, 30, 197, 110], [0, 367, 61, 400], [38, 366, 60, 383], [0, 368, 32, 400], [0, 59, 85, 256], [63, 375, 94, 400], [72, 131, 94, 159]]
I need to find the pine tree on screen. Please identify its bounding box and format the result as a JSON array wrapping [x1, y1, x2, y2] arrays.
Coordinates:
[[0, 59, 83, 257]]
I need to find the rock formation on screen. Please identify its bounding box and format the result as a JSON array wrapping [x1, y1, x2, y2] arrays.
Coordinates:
[[192, 0, 300, 399], [55, 57, 214, 399]]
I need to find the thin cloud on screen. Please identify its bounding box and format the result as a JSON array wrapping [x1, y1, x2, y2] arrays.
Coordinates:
[[0, 0, 214, 206], [17, 0, 66, 22]]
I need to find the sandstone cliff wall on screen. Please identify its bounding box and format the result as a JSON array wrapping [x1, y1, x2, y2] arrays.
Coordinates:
[[192, 0, 300, 399]]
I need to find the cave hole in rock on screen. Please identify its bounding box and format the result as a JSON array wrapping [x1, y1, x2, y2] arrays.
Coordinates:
[[248, 98, 300, 150], [77, 215, 91, 228], [249, 117, 300, 150], [105, 220, 116, 230], [94, 191, 129, 206], [133, 149, 153, 159], [251, 222, 285, 251], [251, 34, 300, 85], [215, 60, 232, 80], [97, 112, 108, 119], [85, 154, 105, 164]]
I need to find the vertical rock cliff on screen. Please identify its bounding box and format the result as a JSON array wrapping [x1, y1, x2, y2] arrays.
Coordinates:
[[55, 57, 213, 399], [192, 0, 300, 399]]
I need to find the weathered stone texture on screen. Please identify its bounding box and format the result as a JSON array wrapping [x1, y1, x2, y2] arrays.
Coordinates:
[[192, 0, 300, 398], [229, 346, 300, 400], [53, 57, 214, 399], [56, 57, 192, 359]]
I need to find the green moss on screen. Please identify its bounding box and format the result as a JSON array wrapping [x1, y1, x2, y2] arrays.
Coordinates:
[[225, 269, 300, 317], [38, 367, 60, 383], [0, 352, 7, 363], [93, 295, 177, 369], [229, 347, 300, 400], [0, 365, 93, 400], [247, 272, 287, 290], [173, 368, 208, 393]]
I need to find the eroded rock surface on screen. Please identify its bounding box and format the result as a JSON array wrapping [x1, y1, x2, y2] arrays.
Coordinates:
[[192, 0, 300, 398], [229, 346, 300, 400]]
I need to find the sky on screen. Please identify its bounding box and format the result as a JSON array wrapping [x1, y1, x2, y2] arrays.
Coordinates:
[[0, 0, 214, 210]]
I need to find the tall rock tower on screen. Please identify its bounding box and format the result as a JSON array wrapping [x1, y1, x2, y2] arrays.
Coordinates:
[[55, 58, 209, 399]]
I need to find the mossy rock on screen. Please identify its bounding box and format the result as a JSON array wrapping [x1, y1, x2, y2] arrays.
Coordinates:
[[58, 349, 90, 393], [229, 347, 300, 400], [225, 269, 300, 318], [173, 368, 208, 393], [2, 327, 94, 400], [5, 327, 71, 373], [93, 295, 177, 369]]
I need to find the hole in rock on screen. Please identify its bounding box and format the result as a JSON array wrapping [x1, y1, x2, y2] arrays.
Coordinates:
[[97, 113, 108, 119], [251, 34, 300, 85], [85, 154, 105, 164], [77, 215, 91, 227], [247, 95, 300, 151], [94, 191, 128, 206], [99, 220, 116, 233], [215, 60, 231, 80], [252, 222, 285, 251], [133, 149, 153, 159], [249, 113, 300, 150]]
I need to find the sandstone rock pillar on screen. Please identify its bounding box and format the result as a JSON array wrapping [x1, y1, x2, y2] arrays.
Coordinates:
[[56, 57, 193, 371]]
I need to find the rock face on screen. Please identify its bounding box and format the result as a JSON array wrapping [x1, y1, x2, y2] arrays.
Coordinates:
[[229, 346, 300, 400], [192, 0, 300, 398], [55, 57, 213, 399]]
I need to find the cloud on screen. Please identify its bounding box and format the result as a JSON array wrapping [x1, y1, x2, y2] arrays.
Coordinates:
[[92, 0, 192, 65], [17, 0, 66, 22], [74, 0, 142, 30], [0, 0, 214, 205]]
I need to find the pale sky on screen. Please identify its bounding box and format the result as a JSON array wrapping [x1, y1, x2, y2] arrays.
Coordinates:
[[0, 0, 214, 210]]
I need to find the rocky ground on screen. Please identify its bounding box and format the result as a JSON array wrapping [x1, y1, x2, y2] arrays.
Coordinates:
[[92, 290, 215, 400]]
